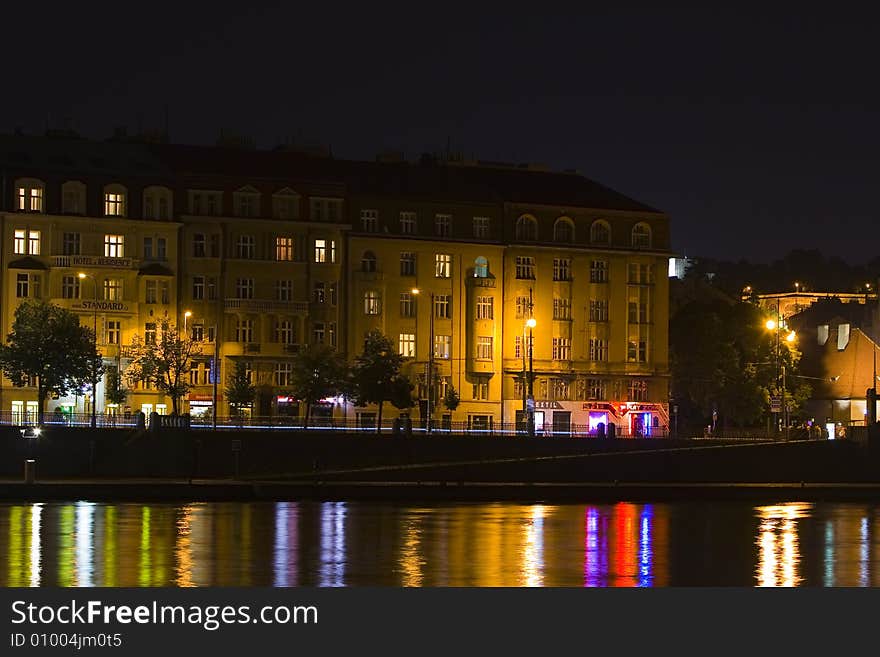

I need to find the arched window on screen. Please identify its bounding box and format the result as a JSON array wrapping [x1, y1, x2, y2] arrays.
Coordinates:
[[361, 250, 377, 272], [553, 217, 574, 242], [590, 219, 611, 245], [515, 214, 537, 241], [103, 183, 127, 217], [14, 178, 44, 213], [143, 185, 173, 220], [474, 256, 488, 278], [62, 181, 86, 214], [631, 222, 652, 249]]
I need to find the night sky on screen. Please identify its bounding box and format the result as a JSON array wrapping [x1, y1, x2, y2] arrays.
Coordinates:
[[4, 4, 878, 263]]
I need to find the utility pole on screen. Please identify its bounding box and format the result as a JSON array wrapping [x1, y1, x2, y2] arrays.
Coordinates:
[[427, 292, 434, 434]]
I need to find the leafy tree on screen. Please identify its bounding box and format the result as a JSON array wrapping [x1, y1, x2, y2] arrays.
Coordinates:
[[444, 384, 461, 411], [289, 344, 347, 428], [225, 360, 255, 420], [104, 365, 128, 406], [123, 315, 201, 415], [670, 296, 809, 434], [351, 329, 412, 434], [0, 300, 101, 424]]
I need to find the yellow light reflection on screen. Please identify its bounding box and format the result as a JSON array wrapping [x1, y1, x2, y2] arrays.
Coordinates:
[[755, 503, 810, 587], [29, 504, 42, 587], [522, 505, 546, 587], [399, 512, 426, 587], [175, 505, 196, 587], [139, 507, 151, 587]]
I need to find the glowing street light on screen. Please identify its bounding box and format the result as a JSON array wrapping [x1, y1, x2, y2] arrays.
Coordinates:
[[410, 287, 435, 432], [183, 310, 192, 336], [77, 272, 98, 428], [765, 319, 777, 331]]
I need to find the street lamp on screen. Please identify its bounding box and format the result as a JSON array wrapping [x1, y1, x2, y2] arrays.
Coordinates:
[[526, 312, 536, 439], [78, 272, 98, 428], [183, 310, 192, 337], [411, 288, 435, 433]]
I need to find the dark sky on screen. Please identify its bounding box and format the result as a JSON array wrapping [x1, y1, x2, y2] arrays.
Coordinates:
[[4, 3, 878, 263]]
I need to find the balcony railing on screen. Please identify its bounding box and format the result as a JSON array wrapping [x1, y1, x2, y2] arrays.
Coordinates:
[[224, 298, 309, 314], [52, 255, 134, 269]]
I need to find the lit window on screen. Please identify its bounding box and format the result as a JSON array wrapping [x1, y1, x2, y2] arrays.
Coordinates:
[[474, 257, 488, 278], [13, 229, 25, 255], [476, 336, 493, 360], [434, 334, 451, 359], [104, 190, 126, 217], [398, 333, 415, 358], [276, 237, 294, 261], [435, 254, 452, 278], [15, 179, 44, 212], [105, 279, 123, 302], [314, 239, 336, 263], [104, 235, 125, 258], [364, 291, 381, 315]]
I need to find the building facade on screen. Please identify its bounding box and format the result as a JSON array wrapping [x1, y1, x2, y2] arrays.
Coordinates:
[[0, 134, 671, 433]]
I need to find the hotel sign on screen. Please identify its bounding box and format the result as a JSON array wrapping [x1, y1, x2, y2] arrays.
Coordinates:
[[74, 300, 130, 312]]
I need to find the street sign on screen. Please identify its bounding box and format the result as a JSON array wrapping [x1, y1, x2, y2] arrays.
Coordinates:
[[770, 397, 782, 413], [526, 397, 535, 412]]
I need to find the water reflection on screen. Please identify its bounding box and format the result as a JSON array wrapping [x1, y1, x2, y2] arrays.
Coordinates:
[[1, 500, 879, 586]]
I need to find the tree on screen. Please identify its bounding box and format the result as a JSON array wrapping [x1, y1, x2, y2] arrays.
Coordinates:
[[350, 330, 412, 434], [104, 365, 128, 407], [0, 299, 101, 424], [225, 360, 255, 420], [444, 385, 460, 411], [123, 315, 201, 415], [289, 344, 347, 428]]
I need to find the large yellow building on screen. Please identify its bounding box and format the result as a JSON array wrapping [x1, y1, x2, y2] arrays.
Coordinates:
[[0, 134, 670, 433]]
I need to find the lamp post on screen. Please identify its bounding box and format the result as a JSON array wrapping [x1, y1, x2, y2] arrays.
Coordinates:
[[527, 316, 536, 438], [183, 310, 192, 338], [78, 272, 98, 428], [412, 288, 434, 433]]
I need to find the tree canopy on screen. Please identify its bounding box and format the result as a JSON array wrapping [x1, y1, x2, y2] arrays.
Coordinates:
[[288, 344, 348, 428], [350, 329, 413, 433], [123, 315, 201, 414], [225, 360, 255, 419], [0, 300, 101, 423]]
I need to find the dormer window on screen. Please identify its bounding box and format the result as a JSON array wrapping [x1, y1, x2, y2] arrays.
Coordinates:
[[103, 184, 127, 217], [590, 220, 611, 245], [631, 222, 652, 249], [272, 188, 300, 219], [234, 186, 261, 218], [62, 181, 86, 214], [143, 186, 173, 220], [516, 215, 537, 241], [15, 179, 44, 213], [553, 217, 574, 242]]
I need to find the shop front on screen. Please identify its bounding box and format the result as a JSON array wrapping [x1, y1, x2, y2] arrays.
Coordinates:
[[503, 400, 669, 437], [188, 393, 214, 419]]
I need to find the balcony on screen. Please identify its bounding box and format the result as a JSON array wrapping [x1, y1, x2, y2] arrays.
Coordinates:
[[224, 298, 309, 314], [52, 255, 134, 269]]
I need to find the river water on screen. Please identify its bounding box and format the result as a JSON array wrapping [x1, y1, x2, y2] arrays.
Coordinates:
[[1, 500, 878, 587]]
